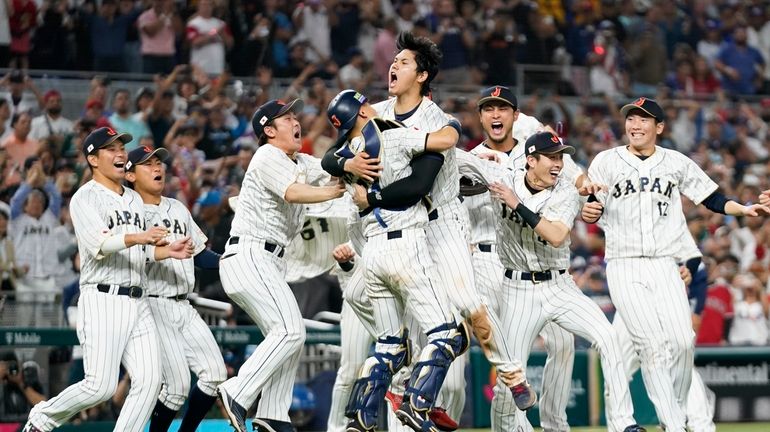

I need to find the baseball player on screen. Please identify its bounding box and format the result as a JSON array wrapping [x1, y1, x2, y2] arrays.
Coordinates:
[[24, 127, 193, 432], [328, 32, 536, 429], [123, 145, 228, 432], [325, 88, 468, 432], [216, 99, 345, 432], [464, 86, 582, 432], [614, 222, 716, 432], [457, 131, 644, 432], [581, 97, 770, 431]]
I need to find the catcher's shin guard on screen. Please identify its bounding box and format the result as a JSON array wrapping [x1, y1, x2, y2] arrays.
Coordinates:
[[398, 322, 467, 431], [344, 329, 411, 428]]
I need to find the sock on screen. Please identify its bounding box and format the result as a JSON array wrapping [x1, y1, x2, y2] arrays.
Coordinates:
[[177, 386, 218, 432], [149, 400, 178, 432]]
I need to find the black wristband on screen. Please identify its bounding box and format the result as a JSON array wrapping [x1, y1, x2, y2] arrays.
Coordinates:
[[367, 190, 381, 207], [515, 204, 541, 229], [339, 261, 354, 272]]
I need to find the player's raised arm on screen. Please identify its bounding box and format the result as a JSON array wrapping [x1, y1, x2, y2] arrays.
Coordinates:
[[424, 116, 462, 152], [455, 148, 509, 186]]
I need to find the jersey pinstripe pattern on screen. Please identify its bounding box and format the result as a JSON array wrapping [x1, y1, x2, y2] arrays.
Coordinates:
[[284, 198, 351, 283], [373, 97, 456, 206], [26, 181, 161, 432], [143, 197, 207, 296], [230, 145, 328, 246], [589, 146, 718, 259]]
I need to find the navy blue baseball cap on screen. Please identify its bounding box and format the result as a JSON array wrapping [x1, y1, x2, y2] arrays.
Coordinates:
[[251, 98, 304, 140], [82, 127, 133, 157], [620, 97, 665, 122], [477, 85, 517, 110], [125, 146, 170, 172], [327, 89, 368, 145], [524, 132, 575, 157]]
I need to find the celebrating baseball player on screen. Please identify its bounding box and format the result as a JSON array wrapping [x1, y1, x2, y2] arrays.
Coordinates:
[[457, 131, 645, 432], [216, 99, 344, 432], [24, 127, 194, 432], [123, 146, 227, 432], [325, 88, 470, 432], [463, 86, 579, 432], [581, 97, 770, 431]]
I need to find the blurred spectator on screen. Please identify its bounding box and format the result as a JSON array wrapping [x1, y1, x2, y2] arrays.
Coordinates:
[[330, 0, 361, 66], [696, 19, 723, 68], [427, 0, 475, 83], [29, 90, 73, 148], [396, 0, 418, 33], [714, 25, 765, 96], [83, 99, 107, 125], [338, 47, 371, 90], [479, 10, 516, 86], [728, 275, 768, 346], [292, 0, 331, 64], [146, 89, 175, 148], [0, 351, 46, 421], [30, 0, 71, 70], [588, 20, 627, 97], [186, 0, 233, 76], [2, 112, 39, 168], [108, 88, 151, 151], [87, 0, 141, 73], [138, 0, 178, 74], [696, 255, 737, 345], [0, 208, 22, 292], [373, 18, 398, 83], [199, 106, 234, 160], [1, 70, 43, 124], [9, 157, 62, 325], [52, 205, 77, 290], [0, 0, 9, 68], [627, 7, 668, 96], [0, 99, 10, 141], [8, 0, 37, 70], [691, 55, 721, 97], [746, 5, 770, 93]]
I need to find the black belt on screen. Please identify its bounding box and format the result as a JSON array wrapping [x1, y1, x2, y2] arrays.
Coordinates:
[[228, 236, 285, 258], [504, 269, 566, 282], [428, 209, 438, 221], [478, 244, 492, 252], [387, 230, 402, 240], [96, 284, 143, 298], [148, 293, 188, 301]]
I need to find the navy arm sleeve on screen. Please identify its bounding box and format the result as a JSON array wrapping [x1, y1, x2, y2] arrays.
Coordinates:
[[321, 141, 347, 177], [366, 152, 444, 209], [194, 248, 222, 270], [701, 191, 729, 214]]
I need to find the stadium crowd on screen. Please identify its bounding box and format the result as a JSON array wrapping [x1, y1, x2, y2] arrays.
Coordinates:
[[0, 0, 769, 424]]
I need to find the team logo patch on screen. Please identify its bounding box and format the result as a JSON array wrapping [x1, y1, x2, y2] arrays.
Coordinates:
[[528, 145, 535, 154], [125, 161, 133, 171], [491, 87, 501, 97], [106, 127, 117, 136], [87, 144, 94, 153], [331, 114, 341, 128], [634, 97, 646, 107], [143, 146, 152, 153], [259, 116, 268, 125], [353, 92, 366, 103], [550, 134, 560, 143]]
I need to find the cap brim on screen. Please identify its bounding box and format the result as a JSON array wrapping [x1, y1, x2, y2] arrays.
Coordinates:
[[276, 99, 305, 118], [137, 148, 170, 165], [620, 104, 662, 121], [539, 144, 576, 156], [477, 96, 516, 109]]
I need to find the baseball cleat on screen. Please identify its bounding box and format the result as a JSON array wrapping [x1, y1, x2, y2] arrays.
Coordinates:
[[385, 390, 403, 412], [218, 387, 248, 432], [511, 381, 537, 411], [395, 401, 440, 432], [345, 415, 375, 432], [622, 425, 647, 432], [252, 418, 295, 432], [429, 407, 459, 431]]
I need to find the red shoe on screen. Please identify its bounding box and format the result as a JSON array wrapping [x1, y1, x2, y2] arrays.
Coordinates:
[[385, 390, 403, 412], [429, 407, 459, 431]]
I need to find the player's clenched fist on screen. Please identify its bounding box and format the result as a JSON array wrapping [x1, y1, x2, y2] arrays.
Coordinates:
[[344, 152, 382, 183], [140, 226, 170, 245], [332, 244, 355, 264], [581, 202, 603, 223], [167, 236, 194, 259]]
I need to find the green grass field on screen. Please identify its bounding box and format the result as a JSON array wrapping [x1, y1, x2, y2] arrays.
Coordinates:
[[460, 425, 770, 431]]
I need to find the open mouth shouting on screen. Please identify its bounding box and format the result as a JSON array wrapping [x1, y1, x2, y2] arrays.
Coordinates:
[[491, 121, 504, 135]]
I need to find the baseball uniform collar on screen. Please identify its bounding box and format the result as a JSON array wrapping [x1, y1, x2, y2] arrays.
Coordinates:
[[619, 144, 663, 168]]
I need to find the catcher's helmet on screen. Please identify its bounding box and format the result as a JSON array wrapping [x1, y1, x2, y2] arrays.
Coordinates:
[[327, 89, 368, 146]]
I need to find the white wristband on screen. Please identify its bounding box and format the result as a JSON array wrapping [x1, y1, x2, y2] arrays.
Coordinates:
[[100, 234, 127, 255]]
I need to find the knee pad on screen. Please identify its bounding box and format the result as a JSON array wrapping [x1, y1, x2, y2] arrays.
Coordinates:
[[344, 329, 411, 427], [404, 323, 463, 411]]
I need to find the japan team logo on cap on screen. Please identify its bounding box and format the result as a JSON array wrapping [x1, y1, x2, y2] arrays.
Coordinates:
[[331, 115, 341, 128], [491, 87, 501, 97], [633, 97, 646, 106], [550, 134, 560, 143], [106, 127, 117, 136]]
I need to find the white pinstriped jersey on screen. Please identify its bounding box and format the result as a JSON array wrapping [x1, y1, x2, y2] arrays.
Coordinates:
[[464, 144, 512, 245], [284, 197, 351, 283], [230, 144, 330, 247], [456, 150, 579, 270], [512, 112, 545, 146], [10, 211, 60, 278], [497, 170, 579, 271], [70, 181, 147, 287], [360, 126, 431, 238], [347, 211, 366, 257], [143, 197, 207, 296], [589, 146, 718, 260], [373, 97, 457, 207]]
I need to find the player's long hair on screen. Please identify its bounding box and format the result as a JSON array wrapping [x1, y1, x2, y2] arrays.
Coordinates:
[[396, 31, 442, 97]]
